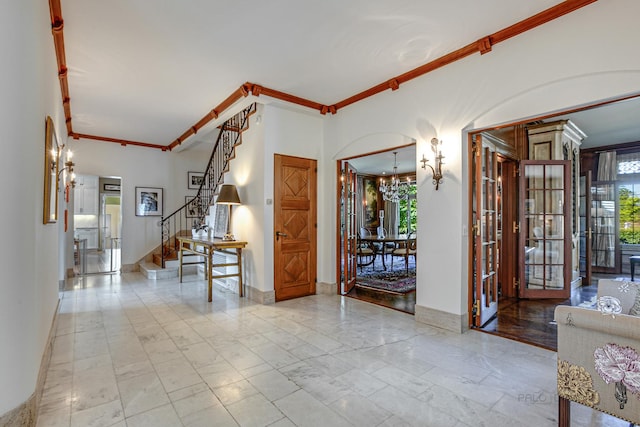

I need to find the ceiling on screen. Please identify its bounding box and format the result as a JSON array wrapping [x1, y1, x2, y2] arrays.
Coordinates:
[[57, 1, 638, 170]]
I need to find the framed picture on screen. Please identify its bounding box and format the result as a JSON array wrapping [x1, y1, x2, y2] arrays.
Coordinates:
[[212, 204, 228, 238], [135, 187, 163, 216], [363, 177, 379, 228], [43, 116, 59, 224], [104, 183, 121, 192], [188, 171, 205, 189], [185, 195, 204, 219]]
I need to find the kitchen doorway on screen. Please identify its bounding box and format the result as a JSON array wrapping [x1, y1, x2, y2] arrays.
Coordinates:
[[74, 176, 122, 275]]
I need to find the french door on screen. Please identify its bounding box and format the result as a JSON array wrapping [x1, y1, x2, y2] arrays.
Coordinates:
[[472, 137, 499, 327], [590, 181, 618, 272], [519, 160, 571, 299], [579, 172, 592, 284], [338, 161, 357, 295]]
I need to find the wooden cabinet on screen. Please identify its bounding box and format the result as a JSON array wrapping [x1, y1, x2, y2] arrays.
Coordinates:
[[74, 174, 99, 215]]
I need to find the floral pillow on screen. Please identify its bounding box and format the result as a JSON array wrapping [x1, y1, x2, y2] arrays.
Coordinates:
[[597, 279, 640, 315]]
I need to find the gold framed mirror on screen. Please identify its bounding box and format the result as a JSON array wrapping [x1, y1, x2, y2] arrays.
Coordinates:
[[43, 116, 59, 224]]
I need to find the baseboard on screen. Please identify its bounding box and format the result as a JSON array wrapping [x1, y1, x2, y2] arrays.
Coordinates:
[[245, 286, 275, 304], [316, 281, 335, 295], [121, 263, 139, 273], [0, 299, 60, 426], [415, 304, 469, 334]]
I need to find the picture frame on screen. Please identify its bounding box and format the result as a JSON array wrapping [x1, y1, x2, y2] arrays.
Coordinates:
[[363, 177, 379, 228], [104, 183, 121, 192], [185, 195, 204, 219], [43, 116, 59, 224], [212, 203, 228, 238], [135, 187, 163, 216], [188, 171, 204, 189]]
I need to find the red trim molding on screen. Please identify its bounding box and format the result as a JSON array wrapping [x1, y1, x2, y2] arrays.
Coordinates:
[[48, 0, 597, 150]]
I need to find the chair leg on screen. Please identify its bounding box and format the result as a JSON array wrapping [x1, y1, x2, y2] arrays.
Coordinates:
[[558, 396, 570, 427]]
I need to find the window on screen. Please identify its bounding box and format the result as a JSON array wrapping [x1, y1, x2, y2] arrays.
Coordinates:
[[398, 184, 417, 234], [619, 183, 640, 244]]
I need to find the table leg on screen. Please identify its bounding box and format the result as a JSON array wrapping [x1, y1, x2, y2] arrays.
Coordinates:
[[237, 248, 243, 297], [381, 246, 387, 270], [178, 244, 183, 283], [207, 249, 213, 302]]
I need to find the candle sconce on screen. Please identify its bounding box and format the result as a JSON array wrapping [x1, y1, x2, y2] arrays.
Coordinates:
[[420, 137, 445, 190]]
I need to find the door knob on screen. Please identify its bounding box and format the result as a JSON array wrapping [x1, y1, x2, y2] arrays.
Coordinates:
[[276, 231, 287, 241]]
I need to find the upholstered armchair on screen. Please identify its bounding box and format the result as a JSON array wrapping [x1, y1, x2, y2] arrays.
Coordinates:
[[555, 279, 640, 426]]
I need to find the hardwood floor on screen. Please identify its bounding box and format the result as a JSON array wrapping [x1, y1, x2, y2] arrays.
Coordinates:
[[347, 285, 416, 314], [346, 253, 416, 314], [479, 274, 622, 351]]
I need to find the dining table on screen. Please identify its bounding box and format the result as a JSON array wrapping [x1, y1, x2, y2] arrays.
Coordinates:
[[359, 234, 415, 270]]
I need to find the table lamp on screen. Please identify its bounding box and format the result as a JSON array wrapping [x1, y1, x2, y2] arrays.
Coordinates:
[[216, 184, 241, 241]]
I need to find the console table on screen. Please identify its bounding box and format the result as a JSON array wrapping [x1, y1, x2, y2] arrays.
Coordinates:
[[176, 236, 247, 302]]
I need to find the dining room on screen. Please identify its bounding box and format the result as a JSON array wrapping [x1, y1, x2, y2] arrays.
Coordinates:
[[338, 144, 418, 314]]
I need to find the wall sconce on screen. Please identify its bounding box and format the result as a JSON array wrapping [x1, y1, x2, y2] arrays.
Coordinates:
[[216, 184, 241, 241], [54, 147, 76, 188], [420, 137, 444, 190]]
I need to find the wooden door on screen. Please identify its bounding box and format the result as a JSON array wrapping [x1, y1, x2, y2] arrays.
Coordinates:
[[498, 159, 519, 298], [274, 154, 317, 301], [579, 171, 592, 284], [519, 160, 571, 299], [338, 161, 357, 295], [472, 137, 499, 327]]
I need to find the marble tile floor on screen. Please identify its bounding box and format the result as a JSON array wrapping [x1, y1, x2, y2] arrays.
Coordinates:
[[37, 272, 628, 427], [76, 248, 121, 275]]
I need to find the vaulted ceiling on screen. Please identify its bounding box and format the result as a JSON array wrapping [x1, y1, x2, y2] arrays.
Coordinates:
[[52, 0, 612, 154]]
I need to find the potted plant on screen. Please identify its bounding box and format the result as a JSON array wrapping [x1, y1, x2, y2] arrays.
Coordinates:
[[192, 219, 209, 238]]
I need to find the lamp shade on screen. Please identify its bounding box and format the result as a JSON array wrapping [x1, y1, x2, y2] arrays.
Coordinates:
[[216, 184, 241, 205]]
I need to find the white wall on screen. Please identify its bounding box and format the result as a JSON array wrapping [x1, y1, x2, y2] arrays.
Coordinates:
[[71, 139, 214, 266], [0, 0, 65, 416], [324, 0, 640, 320], [223, 104, 324, 293]]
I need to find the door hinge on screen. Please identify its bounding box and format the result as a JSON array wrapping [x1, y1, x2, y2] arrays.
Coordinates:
[[513, 221, 519, 233], [472, 299, 480, 316], [513, 277, 519, 292]]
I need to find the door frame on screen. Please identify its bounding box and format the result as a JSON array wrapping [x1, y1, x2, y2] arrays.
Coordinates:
[[468, 131, 520, 327], [273, 154, 317, 301], [335, 143, 416, 294]]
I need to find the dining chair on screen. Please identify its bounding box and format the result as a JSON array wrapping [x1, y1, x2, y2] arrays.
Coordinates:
[[390, 235, 416, 274]]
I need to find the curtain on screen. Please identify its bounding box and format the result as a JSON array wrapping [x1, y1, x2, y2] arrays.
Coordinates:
[[597, 151, 617, 181], [384, 200, 398, 235]]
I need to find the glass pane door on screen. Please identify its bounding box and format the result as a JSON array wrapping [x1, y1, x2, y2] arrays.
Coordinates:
[[579, 172, 592, 284], [520, 160, 571, 299], [473, 141, 498, 326], [591, 181, 617, 272], [340, 162, 357, 294]]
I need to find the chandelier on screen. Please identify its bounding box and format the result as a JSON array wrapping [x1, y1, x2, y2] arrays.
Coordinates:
[[379, 151, 411, 202]]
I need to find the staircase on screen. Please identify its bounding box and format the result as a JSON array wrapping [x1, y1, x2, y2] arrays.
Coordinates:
[[151, 103, 256, 269]]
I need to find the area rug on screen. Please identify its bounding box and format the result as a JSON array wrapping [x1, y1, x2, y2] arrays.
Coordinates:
[[356, 270, 416, 294]]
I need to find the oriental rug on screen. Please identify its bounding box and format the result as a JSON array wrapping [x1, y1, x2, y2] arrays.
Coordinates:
[[356, 270, 416, 294]]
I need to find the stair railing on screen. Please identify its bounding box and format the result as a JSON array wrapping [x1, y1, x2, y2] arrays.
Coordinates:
[[159, 103, 255, 267]]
